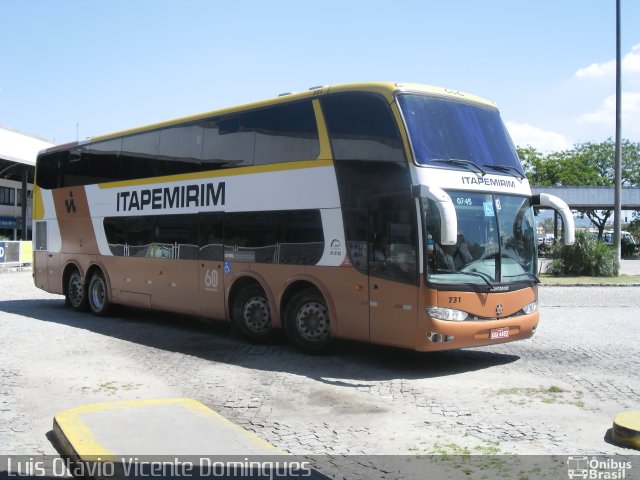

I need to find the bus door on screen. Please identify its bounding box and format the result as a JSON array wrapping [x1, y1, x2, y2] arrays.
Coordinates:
[[198, 213, 226, 321], [33, 221, 51, 292], [368, 194, 419, 348]]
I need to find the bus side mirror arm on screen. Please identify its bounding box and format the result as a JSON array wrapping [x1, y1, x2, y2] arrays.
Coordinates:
[[412, 184, 458, 245], [531, 193, 575, 245]]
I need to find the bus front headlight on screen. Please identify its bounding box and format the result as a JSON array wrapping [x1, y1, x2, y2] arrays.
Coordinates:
[[427, 307, 468, 322], [522, 300, 539, 314]]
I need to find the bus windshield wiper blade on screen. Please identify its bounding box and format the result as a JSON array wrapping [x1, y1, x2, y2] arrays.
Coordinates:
[[433, 269, 493, 287], [482, 164, 525, 179], [432, 158, 486, 176]]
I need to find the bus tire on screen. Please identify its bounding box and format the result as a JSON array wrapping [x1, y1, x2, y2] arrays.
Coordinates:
[[67, 270, 88, 312], [285, 289, 333, 353], [232, 285, 274, 342], [87, 271, 112, 316]]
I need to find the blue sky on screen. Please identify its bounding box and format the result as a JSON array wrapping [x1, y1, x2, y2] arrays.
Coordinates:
[[1, 0, 639, 151]]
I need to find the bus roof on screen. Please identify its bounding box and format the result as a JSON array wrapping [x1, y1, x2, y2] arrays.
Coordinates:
[[43, 82, 496, 152]]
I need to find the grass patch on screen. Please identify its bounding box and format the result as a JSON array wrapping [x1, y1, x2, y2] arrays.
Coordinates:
[[539, 274, 640, 285], [495, 385, 585, 408], [80, 381, 142, 396]]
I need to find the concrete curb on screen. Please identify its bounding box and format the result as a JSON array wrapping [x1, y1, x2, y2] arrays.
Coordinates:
[[612, 411, 640, 450], [52, 398, 285, 460]]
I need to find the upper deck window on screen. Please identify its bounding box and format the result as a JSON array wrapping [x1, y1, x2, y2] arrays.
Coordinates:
[[321, 93, 404, 162], [398, 94, 523, 175]]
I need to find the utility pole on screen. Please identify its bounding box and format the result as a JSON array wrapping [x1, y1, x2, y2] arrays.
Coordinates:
[[613, 0, 623, 268]]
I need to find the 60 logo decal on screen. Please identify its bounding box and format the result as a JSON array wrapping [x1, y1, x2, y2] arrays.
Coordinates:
[[204, 268, 219, 291]]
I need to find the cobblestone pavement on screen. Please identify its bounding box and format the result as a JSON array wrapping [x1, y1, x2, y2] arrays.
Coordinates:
[[0, 271, 639, 457]]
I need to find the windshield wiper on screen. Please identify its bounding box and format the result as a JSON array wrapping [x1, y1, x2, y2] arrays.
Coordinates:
[[432, 158, 486, 176], [433, 269, 493, 287], [482, 164, 525, 180]]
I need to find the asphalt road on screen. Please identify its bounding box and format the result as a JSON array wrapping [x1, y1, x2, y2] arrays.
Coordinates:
[[0, 270, 639, 456]]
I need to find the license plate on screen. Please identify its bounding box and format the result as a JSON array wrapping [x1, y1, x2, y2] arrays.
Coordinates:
[[490, 327, 510, 339]]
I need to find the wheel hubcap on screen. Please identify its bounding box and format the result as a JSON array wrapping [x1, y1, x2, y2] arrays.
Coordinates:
[[69, 276, 83, 306], [242, 296, 270, 334], [296, 301, 329, 341], [91, 279, 105, 309]]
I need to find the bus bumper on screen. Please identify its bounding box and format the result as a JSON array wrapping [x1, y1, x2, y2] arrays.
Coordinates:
[[415, 312, 539, 352]]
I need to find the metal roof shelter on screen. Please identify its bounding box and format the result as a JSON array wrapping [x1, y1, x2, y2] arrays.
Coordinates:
[[0, 126, 55, 239], [531, 186, 640, 210]]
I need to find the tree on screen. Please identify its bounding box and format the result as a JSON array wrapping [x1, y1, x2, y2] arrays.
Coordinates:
[[517, 139, 640, 239]]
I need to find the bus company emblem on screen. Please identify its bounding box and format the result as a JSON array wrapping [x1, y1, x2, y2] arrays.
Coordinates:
[[461, 176, 516, 189], [495, 304, 504, 316], [329, 239, 342, 256], [65, 191, 77, 214]]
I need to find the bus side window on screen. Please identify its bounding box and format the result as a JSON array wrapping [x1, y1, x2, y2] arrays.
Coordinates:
[[201, 118, 254, 169], [120, 132, 160, 180], [321, 92, 404, 163], [369, 195, 418, 285], [245, 101, 320, 165]]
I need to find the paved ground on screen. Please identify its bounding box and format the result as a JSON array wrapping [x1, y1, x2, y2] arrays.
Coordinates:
[[621, 258, 640, 275], [0, 270, 639, 457]]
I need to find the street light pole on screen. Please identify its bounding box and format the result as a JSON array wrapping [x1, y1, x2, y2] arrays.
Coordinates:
[[613, 0, 623, 268]]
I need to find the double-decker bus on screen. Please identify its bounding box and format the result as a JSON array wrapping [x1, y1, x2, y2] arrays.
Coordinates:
[[33, 82, 574, 352]]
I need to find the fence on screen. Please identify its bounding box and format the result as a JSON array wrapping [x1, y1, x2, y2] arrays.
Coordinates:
[[0, 241, 32, 270]]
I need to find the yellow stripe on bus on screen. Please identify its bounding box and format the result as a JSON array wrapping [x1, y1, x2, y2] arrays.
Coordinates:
[[312, 99, 332, 160]]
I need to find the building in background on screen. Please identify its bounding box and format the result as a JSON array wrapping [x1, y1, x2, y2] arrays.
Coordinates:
[[0, 126, 55, 240]]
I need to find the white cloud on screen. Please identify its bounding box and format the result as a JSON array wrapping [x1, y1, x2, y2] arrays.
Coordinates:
[[578, 91, 640, 138], [506, 121, 572, 152], [575, 44, 640, 83]]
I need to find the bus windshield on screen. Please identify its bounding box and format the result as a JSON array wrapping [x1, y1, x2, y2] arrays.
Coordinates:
[[398, 94, 523, 175], [422, 192, 537, 286]]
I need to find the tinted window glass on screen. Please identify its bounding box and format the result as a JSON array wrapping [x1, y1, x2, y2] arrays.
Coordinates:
[[398, 94, 523, 174], [333, 160, 411, 270], [104, 217, 126, 256], [63, 148, 90, 187], [225, 212, 277, 263], [369, 194, 418, 285], [244, 102, 320, 165], [279, 210, 324, 265], [199, 213, 224, 261], [84, 139, 122, 184], [155, 215, 199, 259], [158, 124, 204, 176], [36, 150, 67, 189], [321, 93, 404, 162], [121, 132, 160, 180], [201, 118, 254, 169], [125, 217, 155, 257]]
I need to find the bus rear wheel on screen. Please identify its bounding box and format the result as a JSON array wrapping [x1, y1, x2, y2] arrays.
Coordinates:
[[285, 289, 332, 353], [232, 285, 274, 342], [87, 271, 112, 316], [67, 271, 88, 312]]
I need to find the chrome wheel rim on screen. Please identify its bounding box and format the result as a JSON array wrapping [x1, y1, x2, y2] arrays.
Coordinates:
[[295, 301, 329, 342], [242, 296, 271, 334], [68, 274, 84, 307], [91, 278, 106, 310]]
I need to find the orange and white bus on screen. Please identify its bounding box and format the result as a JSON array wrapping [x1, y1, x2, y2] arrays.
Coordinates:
[[33, 82, 574, 352]]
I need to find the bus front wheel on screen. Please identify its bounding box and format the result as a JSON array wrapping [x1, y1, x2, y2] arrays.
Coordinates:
[[285, 289, 332, 353], [67, 271, 88, 312], [232, 285, 274, 342], [87, 271, 112, 316]]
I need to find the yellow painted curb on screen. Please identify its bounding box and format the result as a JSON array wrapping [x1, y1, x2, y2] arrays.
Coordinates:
[[612, 410, 640, 450], [53, 398, 283, 461]]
